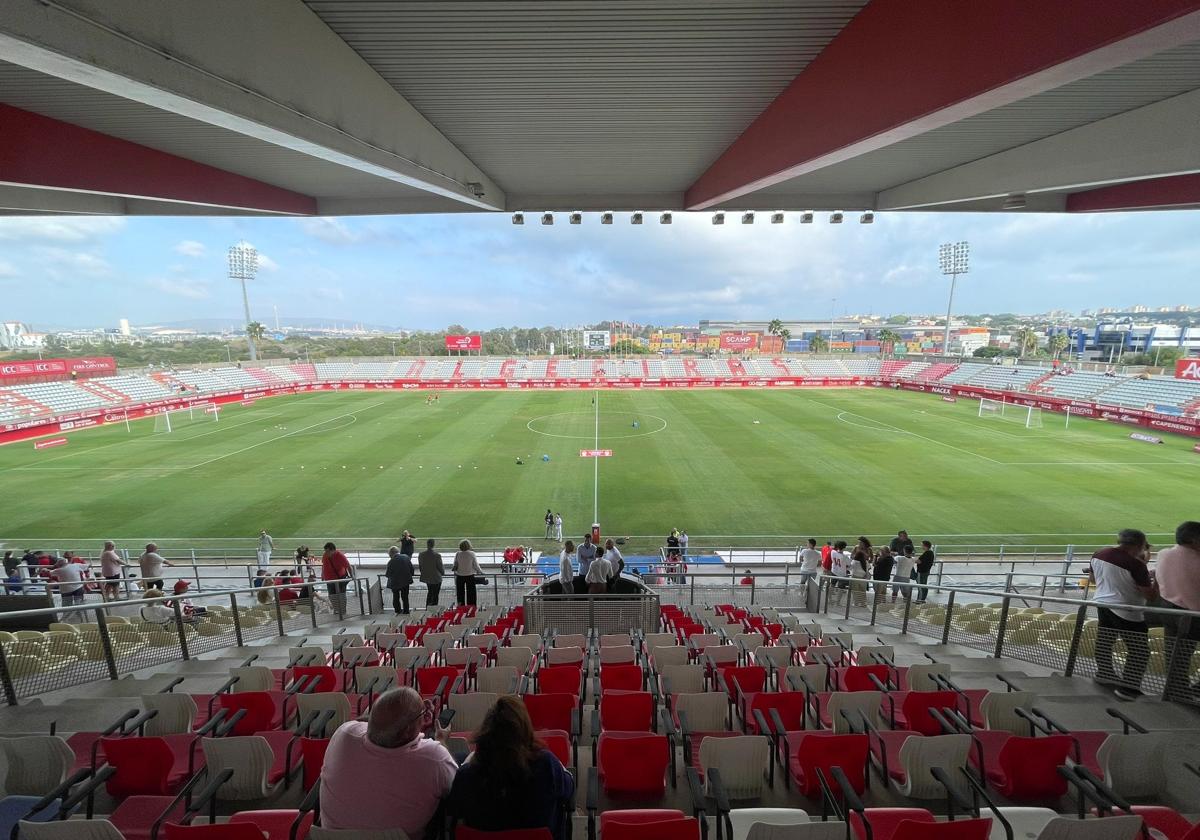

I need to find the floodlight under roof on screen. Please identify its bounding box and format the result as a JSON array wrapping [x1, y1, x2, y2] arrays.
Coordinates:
[[512, 212, 524, 225], [712, 212, 725, 225], [601, 212, 613, 225], [829, 212, 844, 224], [631, 212, 643, 225], [660, 212, 672, 225], [569, 212, 582, 225], [741, 212, 754, 225], [860, 211, 875, 224], [800, 212, 814, 224], [771, 212, 784, 224], [541, 212, 553, 226]]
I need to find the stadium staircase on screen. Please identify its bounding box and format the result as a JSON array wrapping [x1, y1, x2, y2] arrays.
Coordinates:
[[1024, 372, 1056, 394], [244, 367, 286, 386], [73, 379, 128, 404], [913, 362, 958, 381], [0, 388, 50, 420], [403, 359, 426, 378], [3, 590, 1199, 838], [728, 359, 747, 376], [149, 371, 188, 391], [879, 360, 908, 377], [1184, 396, 1200, 416]]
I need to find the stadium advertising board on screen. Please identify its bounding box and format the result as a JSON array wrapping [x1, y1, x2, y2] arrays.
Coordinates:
[[444, 334, 482, 351], [33, 437, 68, 450], [0, 356, 116, 382], [583, 331, 611, 351], [719, 332, 759, 351], [1176, 359, 1200, 380]]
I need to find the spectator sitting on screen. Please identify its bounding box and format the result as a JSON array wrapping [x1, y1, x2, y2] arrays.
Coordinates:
[[320, 687, 457, 835], [449, 695, 575, 840], [140, 590, 174, 624], [168, 580, 206, 619], [4, 571, 25, 594], [740, 570, 754, 585]]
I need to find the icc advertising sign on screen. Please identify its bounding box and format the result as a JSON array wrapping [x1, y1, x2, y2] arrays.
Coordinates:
[[444, 335, 482, 350]]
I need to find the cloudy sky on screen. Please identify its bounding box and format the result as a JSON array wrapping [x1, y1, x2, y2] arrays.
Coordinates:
[[0, 210, 1197, 330]]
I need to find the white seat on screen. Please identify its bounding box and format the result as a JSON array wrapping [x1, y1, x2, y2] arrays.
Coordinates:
[[705, 646, 740, 666], [509, 634, 543, 652], [18, 821, 125, 840], [1028, 815, 1143, 840], [200, 736, 281, 800], [332, 633, 365, 650], [854, 645, 893, 664], [599, 645, 637, 665], [675, 692, 728, 732], [341, 646, 379, 668], [554, 633, 588, 649], [230, 666, 273, 693], [782, 664, 828, 693], [600, 633, 632, 647], [650, 646, 689, 669], [902, 663, 951, 691], [659, 665, 706, 696], [0, 735, 73, 795], [141, 693, 199, 735], [641, 633, 678, 650], [354, 665, 401, 694], [449, 692, 499, 734], [495, 647, 534, 671], [700, 735, 770, 799], [894, 734, 971, 799], [729, 809, 811, 840], [751, 646, 791, 669], [982, 808, 1058, 840], [546, 647, 585, 666], [980, 690, 1035, 734], [288, 646, 327, 666], [296, 692, 352, 735], [476, 666, 520, 695], [1094, 731, 1186, 799], [826, 692, 881, 734], [394, 648, 430, 670]]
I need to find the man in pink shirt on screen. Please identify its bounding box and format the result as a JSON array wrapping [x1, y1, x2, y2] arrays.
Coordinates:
[[320, 687, 458, 834], [1156, 521, 1200, 701]]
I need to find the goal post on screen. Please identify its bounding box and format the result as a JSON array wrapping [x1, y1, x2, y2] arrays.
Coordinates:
[[978, 397, 1042, 429], [153, 402, 219, 433]]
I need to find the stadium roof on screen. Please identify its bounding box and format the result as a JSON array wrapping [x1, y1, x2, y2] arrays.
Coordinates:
[[1, 0, 1199, 218]]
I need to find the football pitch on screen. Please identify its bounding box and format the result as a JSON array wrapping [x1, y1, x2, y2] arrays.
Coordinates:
[[1, 388, 1197, 551]]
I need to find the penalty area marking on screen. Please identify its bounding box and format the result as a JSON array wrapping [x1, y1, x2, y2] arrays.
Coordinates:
[[831, 409, 1001, 464], [526, 411, 668, 440]]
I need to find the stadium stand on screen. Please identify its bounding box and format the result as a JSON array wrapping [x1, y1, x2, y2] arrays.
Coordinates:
[[1095, 377, 1200, 412], [957, 365, 1045, 391]]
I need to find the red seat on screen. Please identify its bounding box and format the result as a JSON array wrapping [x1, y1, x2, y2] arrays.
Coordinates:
[[162, 824, 271, 839], [230, 810, 314, 840], [596, 733, 670, 798], [218, 692, 280, 735], [536, 729, 571, 768], [1126, 807, 1200, 840], [523, 693, 578, 733], [720, 666, 767, 700], [539, 665, 583, 695], [787, 732, 867, 797], [599, 692, 654, 732], [299, 736, 330, 791], [892, 691, 960, 736], [416, 666, 461, 703], [838, 665, 891, 692], [100, 735, 202, 798], [108, 795, 189, 840], [850, 810, 991, 840], [290, 665, 338, 692], [986, 735, 1074, 799], [745, 691, 806, 735], [599, 664, 643, 693], [602, 815, 700, 840]]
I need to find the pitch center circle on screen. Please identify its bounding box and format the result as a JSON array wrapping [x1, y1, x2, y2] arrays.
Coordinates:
[[526, 411, 668, 440]]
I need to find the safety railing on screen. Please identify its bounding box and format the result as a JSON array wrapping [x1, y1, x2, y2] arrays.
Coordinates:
[[0, 576, 383, 705], [812, 574, 1199, 707]]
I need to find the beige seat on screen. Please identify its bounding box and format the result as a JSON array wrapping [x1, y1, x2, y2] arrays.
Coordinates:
[[142, 693, 199, 735], [476, 666, 520, 695], [546, 647, 585, 666], [728, 809, 845, 840], [650, 645, 689, 669], [600, 632, 632, 647], [641, 632, 678, 650], [445, 647, 483, 672], [903, 663, 951, 691], [495, 646, 534, 671], [826, 692, 882, 734], [289, 646, 328, 666], [705, 646, 740, 670], [0, 735, 73, 795], [14, 630, 45, 642], [376, 632, 406, 656], [783, 664, 829, 694], [354, 665, 401, 695], [341, 646, 380, 668], [18, 820, 125, 840], [699, 735, 770, 799], [465, 633, 500, 652], [751, 646, 791, 670], [421, 632, 454, 654], [659, 664, 706, 696], [854, 644, 894, 664], [449, 692, 499, 735], [296, 693, 352, 735], [394, 647, 432, 670], [230, 666, 274, 692], [201, 736, 284, 800], [675, 692, 728, 733], [332, 632, 366, 650], [598, 645, 637, 665], [509, 634, 544, 651], [554, 633, 588, 649], [893, 734, 972, 799], [980, 690, 1035, 734]]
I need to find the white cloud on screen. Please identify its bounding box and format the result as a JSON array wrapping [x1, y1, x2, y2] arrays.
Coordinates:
[[257, 253, 280, 272], [0, 217, 125, 242], [0, 261, 17, 279], [148, 276, 210, 300], [297, 217, 363, 245], [174, 240, 206, 258], [36, 247, 113, 277]]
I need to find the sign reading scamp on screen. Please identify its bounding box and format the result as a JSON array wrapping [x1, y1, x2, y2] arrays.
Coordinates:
[[444, 335, 481, 351], [719, 332, 759, 351]]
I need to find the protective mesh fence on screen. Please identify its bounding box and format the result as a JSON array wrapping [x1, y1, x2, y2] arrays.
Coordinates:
[[523, 595, 659, 637]]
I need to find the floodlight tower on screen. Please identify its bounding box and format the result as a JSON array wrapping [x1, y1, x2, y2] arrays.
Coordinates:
[[228, 241, 259, 361], [938, 241, 969, 356]]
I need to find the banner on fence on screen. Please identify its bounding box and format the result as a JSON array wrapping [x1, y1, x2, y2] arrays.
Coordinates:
[[33, 437, 68, 450], [1130, 432, 1163, 444], [579, 449, 613, 457], [444, 334, 481, 351]]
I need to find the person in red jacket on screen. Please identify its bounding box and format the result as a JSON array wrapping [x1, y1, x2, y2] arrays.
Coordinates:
[[322, 542, 352, 614], [821, 541, 833, 572]]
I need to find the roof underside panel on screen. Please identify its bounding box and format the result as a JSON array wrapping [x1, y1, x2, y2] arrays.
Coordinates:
[[303, 0, 869, 197]]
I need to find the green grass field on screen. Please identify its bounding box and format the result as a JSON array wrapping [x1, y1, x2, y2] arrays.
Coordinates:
[[1, 388, 1196, 552]]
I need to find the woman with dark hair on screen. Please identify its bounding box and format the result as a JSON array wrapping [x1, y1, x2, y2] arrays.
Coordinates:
[[849, 537, 873, 607], [448, 696, 574, 840]]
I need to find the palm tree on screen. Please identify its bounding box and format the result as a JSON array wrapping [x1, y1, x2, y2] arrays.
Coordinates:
[[1013, 327, 1039, 357], [246, 321, 267, 343], [809, 335, 828, 353], [877, 328, 902, 357], [778, 328, 791, 346], [1049, 333, 1070, 360], [767, 318, 784, 338]]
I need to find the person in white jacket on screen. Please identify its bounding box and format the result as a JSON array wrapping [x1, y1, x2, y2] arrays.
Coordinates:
[[559, 540, 576, 592]]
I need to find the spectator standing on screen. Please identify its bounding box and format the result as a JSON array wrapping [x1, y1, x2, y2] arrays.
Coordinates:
[[559, 541, 576, 592], [849, 537, 872, 607], [418, 539, 445, 608], [138, 543, 172, 591], [820, 541, 833, 573], [453, 540, 483, 606], [892, 546, 917, 602], [1155, 521, 1200, 701], [399, 530, 416, 559], [871, 547, 895, 605], [320, 688, 457, 834], [889, 530, 914, 556], [50, 557, 86, 614], [915, 541, 936, 602], [553, 512, 563, 542], [576, 535, 597, 579], [799, 539, 823, 581], [321, 542, 353, 615], [99, 541, 126, 601], [294, 545, 313, 577], [544, 509, 554, 540], [1089, 529, 1157, 701], [449, 696, 575, 840], [679, 530, 689, 555], [386, 546, 415, 615], [828, 541, 849, 604], [585, 550, 612, 595], [257, 530, 274, 567], [603, 539, 624, 580], [2, 552, 16, 577], [739, 570, 754, 586]]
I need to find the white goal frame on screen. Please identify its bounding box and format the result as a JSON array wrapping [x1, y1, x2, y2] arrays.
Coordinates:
[[153, 402, 219, 433], [978, 397, 1042, 429]]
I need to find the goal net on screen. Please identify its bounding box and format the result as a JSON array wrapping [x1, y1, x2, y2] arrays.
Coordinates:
[[978, 397, 1042, 429], [153, 403, 219, 433]]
